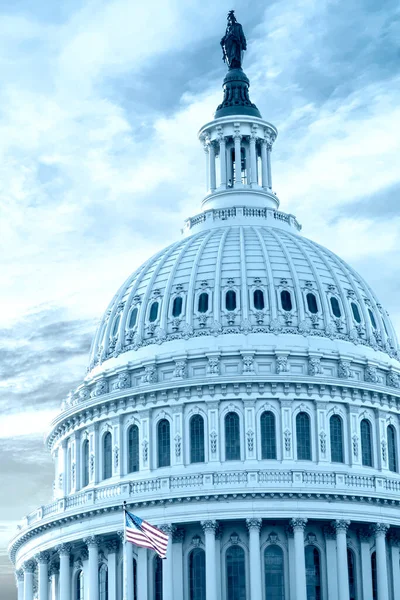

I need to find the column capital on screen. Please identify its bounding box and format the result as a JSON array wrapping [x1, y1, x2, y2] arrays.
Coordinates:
[[35, 551, 50, 564], [323, 525, 336, 540], [106, 539, 120, 553], [117, 530, 125, 543], [22, 560, 36, 573], [49, 562, 59, 577], [332, 520, 350, 533], [160, 523, 176, 537], [290, 518, 308, 532], [373, 523, 390, 537], [172, 528, 185, 544], [15, 569, 24, 582], [246, 518, 262, 532], [56, 543, 71, 556], [357, 527, 371, 542], [83, 535, 100, 548], [201, 520, 218, 534]]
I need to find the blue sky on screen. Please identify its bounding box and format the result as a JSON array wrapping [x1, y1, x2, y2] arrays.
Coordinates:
[[1, 0, 400, 595]]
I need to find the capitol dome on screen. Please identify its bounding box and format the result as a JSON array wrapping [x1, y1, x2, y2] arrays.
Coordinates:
[[10, 11, 400, 600]]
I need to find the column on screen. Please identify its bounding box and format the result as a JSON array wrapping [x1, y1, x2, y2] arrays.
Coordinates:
[[137, 547, 149, 600], [374, 523, 390, 600], [107, 540, 119, 600], [219, 135, 227, 187], [16, 570, 24, 600], [201, 520, 218, 600], [389, 535, 400, 596], [172, 529, 185, 600], [209, 143, 216, 192], [323, 526, 338, 600], [261, 140, 268, 189], [49, 563, 59, 600], [61, 440, 68, 496], [333, 520, 350, 600], [85, 536, 99, 599], [249, 135, 258, 185], [204, 140, 210, 192], [290, 518, 307, 600], [82, 549, 89, 600], [161, 525, 175, 599], [57, 544, 71, 600], [23, 561, 35, 600], [124, 537, 134, 600], [37, 553, 49, 600], [234, 132, 242, 186], [246, 519, 262, 600], [358, 529, 373, 600], [266, 142, 272, 189]]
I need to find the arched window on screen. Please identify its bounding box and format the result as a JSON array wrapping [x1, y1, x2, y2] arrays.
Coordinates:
[[128, 425, 139, 473], [133, 558, 137, 600], [82, 439, 89, 487], [371, 552, 377, 600], [128, 307, 138, 329], [190, 415, 205, 463], [296, 412, 311, 461], [198, 293, 209, 313], [265, 545, 284, 600], [330, 296, 341, 318], [225, 412, 241, 461], [157, 419, 170, 468], [226, 545, 246, 600], [226, 290, 237, 311], [76, 570, 84, 600], [103, 432, 112, 480], [154, 555, 163, 600], [387, 425, 397, 472], [112, 314, 121, 337], [281, 290, 292, 312], [189, 548, 206, 600], [305, 546, 321, 600], [254, 289, 265, 310], [368, 309, 377, 329], [306, 293, 318, 314], [330, 415, 344, 463], [351, 302, 361, 323], [99, 564, 108, 600], [360, 419, 373, 467], [172, 296, 183, 317], [149, 301, 159, 323], [347, 549, 356, 600], [260, 411, 277, 459]]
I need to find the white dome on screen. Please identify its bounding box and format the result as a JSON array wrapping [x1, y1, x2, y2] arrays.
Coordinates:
[[88, 215, 398, 374]]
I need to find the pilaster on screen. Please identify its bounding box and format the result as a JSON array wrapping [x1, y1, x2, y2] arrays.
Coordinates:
[[280, 400, 293, 460], [207, 402, 220, 462], [139, 410, 150, 471], [244, 403, 256, 460]]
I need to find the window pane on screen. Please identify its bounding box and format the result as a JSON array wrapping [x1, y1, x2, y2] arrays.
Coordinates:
[[198, 293, 209, 313], [225, 412, 241, 460], [368, 309, 377, 329], [296, 413, 311, 461], [261, 412, 277, 459], [189, 548, 206, 600], [254, 289, 265, 310], [149, 302, 159, 322], [226, 546, 246, 600], [281, 290, 292, 312], [128, 425, 140, 473], [154, 556, 163, 600], [330, 416, 344, 463], [129, 307, 138, 329], [306, 293, 318, 314], [83, 440, 89, 487], [190, 415, 205, 463], [351, 303, 361, 323], [330, 297, 341, 318], [157, 420, 171, 467], [347, 549, 356, 600], [99, 565, 108, 600], [226, 290, 237, 311], [265, 546, 284, 600], [103, 433, 112, 480], [172, 296, 183, 318], [388, 425, 397, 473], [360, 419, 373, 467], [305, 547, 321, 600]]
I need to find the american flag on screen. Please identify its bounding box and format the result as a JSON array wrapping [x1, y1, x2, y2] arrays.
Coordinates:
[[124, 510, 169, 559]]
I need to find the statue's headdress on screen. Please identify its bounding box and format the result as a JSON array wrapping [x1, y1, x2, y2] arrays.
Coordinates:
[[227, 10, 237, 23]]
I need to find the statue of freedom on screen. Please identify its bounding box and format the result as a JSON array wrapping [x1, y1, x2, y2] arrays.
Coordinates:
[[220, 10, 247, 70]]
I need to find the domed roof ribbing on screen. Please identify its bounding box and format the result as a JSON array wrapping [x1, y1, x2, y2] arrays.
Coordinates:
[[88, 221, 398, 372]]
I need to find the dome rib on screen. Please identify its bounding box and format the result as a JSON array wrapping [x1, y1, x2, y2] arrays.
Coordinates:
[[239, 227, 249, 321], [252, 227, 278, 321], [213, 228, 230, 320], [186, 229, 216, 327]]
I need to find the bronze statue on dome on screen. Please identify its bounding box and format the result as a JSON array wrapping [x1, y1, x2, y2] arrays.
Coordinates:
[[220, 10, 247, 70]]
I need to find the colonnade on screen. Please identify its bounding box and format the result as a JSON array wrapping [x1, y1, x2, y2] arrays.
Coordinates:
[[16, 518, 400, 600]]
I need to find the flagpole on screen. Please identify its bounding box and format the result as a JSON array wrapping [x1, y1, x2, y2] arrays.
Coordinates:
[[123, 501, 128, 600]]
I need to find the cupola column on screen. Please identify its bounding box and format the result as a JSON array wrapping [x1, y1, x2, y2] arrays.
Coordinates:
[[266, 141, 272, 190], [218, 133, 227, 187], [249, 133, 258, 186], [246, 519, 262, 600], [374, 524, 390, 600], [137, 548, 149, 600], [84, 536, 99, 599], [290, 518, 307, 600], [36, 553, 49, 600], [201, 520, 218, 600], [107, 540, 119, 600], [358, 529, 373, 600], [23, 561, 35, 600], [332, 520, 350, 600], [16, 570, 24, 600], [209, 143, 216, 192], [57, 544, 71, 600], [161, 525, 175, 599], [234, 130, 242, 186], [49, 564, 59, 600], [389, 535, 400, 592], [261, 139, 269, 189]]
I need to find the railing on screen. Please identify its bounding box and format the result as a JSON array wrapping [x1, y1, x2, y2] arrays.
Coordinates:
[[185, 207, 302, 231]]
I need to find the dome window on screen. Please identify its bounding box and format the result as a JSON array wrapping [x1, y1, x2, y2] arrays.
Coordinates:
[[280, 290, 292, 312], [149, 301, 159, 323], [368, 309, 377, 329], [172, 296, 183, 318], [306, 292, 318, 314], [112, 314, 121, 337], [128, 307, 138, 329], [330, 296, 341, 318], [351, 302, 361, 323], [198, 292, 209, 313], [225, 290, 237, 311], [253, 289, 265, 310]]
